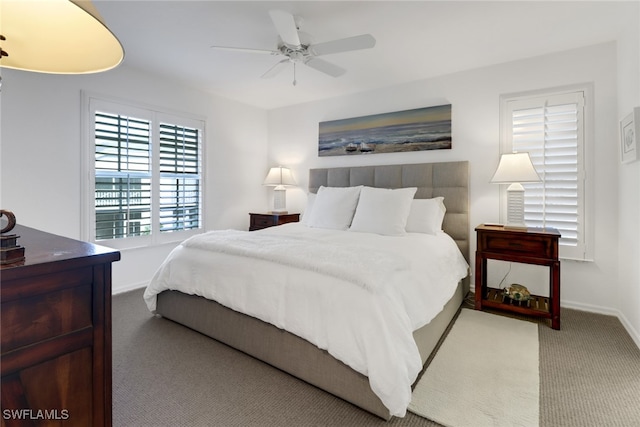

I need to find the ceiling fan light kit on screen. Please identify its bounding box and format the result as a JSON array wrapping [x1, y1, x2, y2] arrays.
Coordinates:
[[211, 9, 375, 86]]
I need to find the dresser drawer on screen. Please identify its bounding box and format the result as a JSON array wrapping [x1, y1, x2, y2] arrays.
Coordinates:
[[479, 232, 557, 259], [1, 284, 93, 352]]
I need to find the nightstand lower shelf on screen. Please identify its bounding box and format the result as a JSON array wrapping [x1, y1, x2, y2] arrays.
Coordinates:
[[482, 287, 551, 317]]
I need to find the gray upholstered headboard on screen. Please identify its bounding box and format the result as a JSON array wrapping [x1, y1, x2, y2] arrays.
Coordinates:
[[309, 161, 470, 263]]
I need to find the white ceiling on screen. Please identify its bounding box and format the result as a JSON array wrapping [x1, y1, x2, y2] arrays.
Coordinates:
[[95, 1, 638, 110]]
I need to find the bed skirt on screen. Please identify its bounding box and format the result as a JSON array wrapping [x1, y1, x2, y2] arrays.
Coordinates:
[[155, 278, 468, 420]]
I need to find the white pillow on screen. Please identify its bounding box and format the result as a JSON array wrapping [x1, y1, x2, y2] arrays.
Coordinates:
[[306, 186, 362, 230], [349, 186, 417, 236], [301, 192, 316, 225], [405, 197, 446, 235]]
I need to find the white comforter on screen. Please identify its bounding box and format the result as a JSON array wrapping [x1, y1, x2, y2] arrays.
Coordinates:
[[143, 223, 468, 417]]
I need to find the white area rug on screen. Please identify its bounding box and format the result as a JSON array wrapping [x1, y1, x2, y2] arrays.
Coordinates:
[[409, 309, 539, 427]]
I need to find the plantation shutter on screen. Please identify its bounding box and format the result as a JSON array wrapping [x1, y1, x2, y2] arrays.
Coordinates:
[[158, 123, 201, 232], [86, 95, 205, 248], [94, 112, 152, 240], [506, 91, 586, 259]]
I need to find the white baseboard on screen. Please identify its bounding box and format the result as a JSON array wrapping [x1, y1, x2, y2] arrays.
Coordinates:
[[112, 281, 147, 295], [469, 292, 640, 351], [562, 300, 640, 351], [618, 314, 640, 351], [561, 299, 620, 316], [112, 288, 640, 350]]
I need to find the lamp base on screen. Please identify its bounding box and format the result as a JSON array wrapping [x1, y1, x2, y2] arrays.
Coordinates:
[[272, 187, 287, 213], [505, 183, 527, 229]]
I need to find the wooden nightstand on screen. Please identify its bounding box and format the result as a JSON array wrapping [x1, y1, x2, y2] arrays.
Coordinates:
[[249, 212, 300, 231], [474, 224, 561, 329]]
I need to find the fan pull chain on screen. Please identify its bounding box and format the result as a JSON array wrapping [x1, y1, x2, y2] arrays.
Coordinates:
[[293, 62, 297, 86]]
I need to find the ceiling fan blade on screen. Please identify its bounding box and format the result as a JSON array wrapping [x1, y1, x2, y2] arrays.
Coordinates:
[[211, 45, 279, 55], [268, 9, 301, 47], [310, 34, 376, 56], [261, 59, 290, 79], [304, 57, 346, 77]]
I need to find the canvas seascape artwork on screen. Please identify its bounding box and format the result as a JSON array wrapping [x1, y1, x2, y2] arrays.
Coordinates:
[[318, 104, 452, 157]]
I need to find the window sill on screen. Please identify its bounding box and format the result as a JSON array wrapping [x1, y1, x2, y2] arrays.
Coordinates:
[[560, 256, 594, 263], [94, 230, 203, 251]]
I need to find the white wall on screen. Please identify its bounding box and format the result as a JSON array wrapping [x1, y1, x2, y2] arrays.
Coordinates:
[[1, 39, 637, 347], [268, 42, 626, 327], [0, 66, 269, 293], [616, 9, 640, 348]]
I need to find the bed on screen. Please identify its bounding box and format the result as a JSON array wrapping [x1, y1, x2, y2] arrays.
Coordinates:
[[144, 161, 470, 420]]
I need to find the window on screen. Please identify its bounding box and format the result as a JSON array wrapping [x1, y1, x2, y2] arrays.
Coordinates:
[[94, 112, 152, 240], [501, 87, 590, 260], [158, 123, 201, 233], [83, 95, 204, 248]]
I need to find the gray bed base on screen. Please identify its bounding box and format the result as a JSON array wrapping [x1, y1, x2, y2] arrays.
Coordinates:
[[155, 161, 470, 420], [156, 281, 465, 420]]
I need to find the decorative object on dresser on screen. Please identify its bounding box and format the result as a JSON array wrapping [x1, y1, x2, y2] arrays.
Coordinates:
[[490, 151, 541, 229], [249, 212, 300, 231], [262, 166, 297, 212], [318, 104, 452, 157], [620, 107, 639, 164], [1, 224, 120, 426], [0, 0, 123, 74], [0, 210, 24, 265], [475, 224, 561, 329]]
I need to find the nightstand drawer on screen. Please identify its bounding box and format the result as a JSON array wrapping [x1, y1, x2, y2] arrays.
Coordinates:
[[479, 233, 556, 258], [249, 213, 300, 231], [251, 216, 273, 228]]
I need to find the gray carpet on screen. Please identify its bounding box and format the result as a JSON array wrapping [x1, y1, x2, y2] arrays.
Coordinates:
[[113, 289, 640, 426]]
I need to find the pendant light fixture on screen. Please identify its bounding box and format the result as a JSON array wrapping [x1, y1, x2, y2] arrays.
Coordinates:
[[0, 0, 124, 74]]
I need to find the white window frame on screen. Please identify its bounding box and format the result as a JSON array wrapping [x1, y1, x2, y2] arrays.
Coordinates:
[[500, 84, 594, 261], [81, 92, 205, 249]]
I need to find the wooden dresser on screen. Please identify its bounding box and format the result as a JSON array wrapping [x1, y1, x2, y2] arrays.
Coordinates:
[[1, 225, 120, 426]]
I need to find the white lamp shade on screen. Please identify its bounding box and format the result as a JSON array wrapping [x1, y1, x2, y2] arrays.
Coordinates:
[[0, 0, 124, 74], [490, 152, 541, 184], [263, 167, 296, 187]]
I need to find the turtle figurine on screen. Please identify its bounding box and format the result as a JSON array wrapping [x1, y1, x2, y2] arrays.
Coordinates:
[[503, 284, 531, 302]]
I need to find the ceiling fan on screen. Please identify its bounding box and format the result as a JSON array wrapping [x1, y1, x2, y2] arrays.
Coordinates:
[[211, 10, 376, 85]]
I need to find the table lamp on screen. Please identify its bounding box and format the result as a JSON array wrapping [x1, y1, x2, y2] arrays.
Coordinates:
[[490, 152, 541, 229], [263, 166, 296, 213]]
